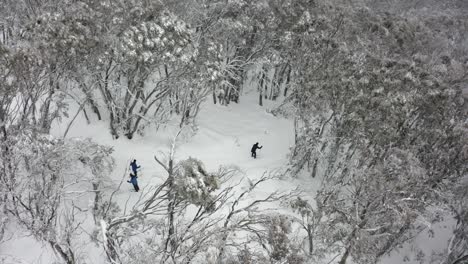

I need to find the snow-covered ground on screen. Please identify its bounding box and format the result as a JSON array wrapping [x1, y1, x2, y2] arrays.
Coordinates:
[[0, 89, 455, 263], [52, 89, 299, 198], [0, 89, 300, 263], [380, 218, 456, 264]]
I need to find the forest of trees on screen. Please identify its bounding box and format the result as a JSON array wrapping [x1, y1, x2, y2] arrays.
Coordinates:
[[1, 0, 467, 263]]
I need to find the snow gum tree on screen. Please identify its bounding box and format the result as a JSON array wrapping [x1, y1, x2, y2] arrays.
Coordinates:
[[9, 0, 205, 140], [0, 45, 69, 137], [274, 1, 468, 263], [171, 0, 274, 105], [58, 1, 197, 139], [0, 130, 114, 264], [21, 3, 95, 133], [109, 8, 194, 139], [1, 33, 114, 255]]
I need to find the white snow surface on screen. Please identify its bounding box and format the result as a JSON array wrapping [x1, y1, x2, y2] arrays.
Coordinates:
[[0, 91, 454, 263], [0, 91, 299, 263]]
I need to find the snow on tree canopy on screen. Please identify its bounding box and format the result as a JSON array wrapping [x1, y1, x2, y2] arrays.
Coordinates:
[[119, 10, 192, 63], [173, 158, 220, 210]]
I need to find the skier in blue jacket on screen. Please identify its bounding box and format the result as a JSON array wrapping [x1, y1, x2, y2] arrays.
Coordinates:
[[130, 159, 140, 176], [127, 173, 140, 192], [127, 160, 141, 192]]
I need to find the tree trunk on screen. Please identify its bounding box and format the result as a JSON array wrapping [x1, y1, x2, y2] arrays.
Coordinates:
[[225, 86, 232, 105], [39, 87, 55, 133], [98, 58, 119, 138], [258, 68, 265, 106], [259, 90, 263, 106], [310, 157, 319, 178], [1, 25, 5, 44], [0, 108, 7, 141], [338, 245, 351, 264], [63, 103, 85, 138], [109, 112, 119, 139], [212, 89, 217, 104], [338, 203, 370, 264], [307, 225, 314, 255], [294, 117, 298, 146], [49, 241, 75, 264], [165, 158, 176, 255], [269, 66, 277, 100], [175, 90, 180, 113], [88, 97, 101, 120], [92, 183, 101, 224], [272, 64, 287, 100], [82, 108, 90, 124], [40, 62, 60, 133], [103, 230, 121, 264], [283, 65, 291, 97], [80, 85, 102, 120], [323, 136, 343, 179], [453, 255, 468, 264]]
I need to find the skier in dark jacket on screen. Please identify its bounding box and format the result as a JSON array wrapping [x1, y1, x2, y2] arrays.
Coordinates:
[[130, 159, 140, 176], [127, 173, 140, 192], [251, 142, 262, 159]]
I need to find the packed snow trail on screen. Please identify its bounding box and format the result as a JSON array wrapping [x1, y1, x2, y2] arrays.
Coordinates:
[[50, 91, 296, 193]]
